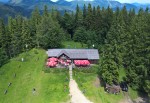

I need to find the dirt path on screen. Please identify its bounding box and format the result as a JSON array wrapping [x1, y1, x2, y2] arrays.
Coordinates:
[[119, 92, 133, 103], [69, 65, 93, 103]]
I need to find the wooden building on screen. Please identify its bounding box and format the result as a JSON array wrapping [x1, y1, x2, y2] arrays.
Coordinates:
[[47, 49, 99, 64]]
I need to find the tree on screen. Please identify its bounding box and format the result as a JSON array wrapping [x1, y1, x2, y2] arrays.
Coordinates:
[[9, 15, 24, 56], [85, 3, 93, 29], [43, 5, 49, 17], [21, 20, 32, 51], [29, 6, 41, 47], [100, 44, 119, 85], [83, 4, 87, 19], [106, 12, 127, 69], [73, 27, 87, 47], [0, 48, 8, 67], [36, 16, 63, 49], [62, 11, 75, 39], [75, 4, 83, 28], [124, 8, 150, 90], [0, 18, 6, 48], [99, 6, 113, 44]]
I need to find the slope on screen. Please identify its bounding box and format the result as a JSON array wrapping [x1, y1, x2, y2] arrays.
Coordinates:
[[0, 48, 69, 103]]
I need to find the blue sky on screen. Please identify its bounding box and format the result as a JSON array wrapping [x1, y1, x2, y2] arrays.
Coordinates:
[[0, 0, 150, 4]]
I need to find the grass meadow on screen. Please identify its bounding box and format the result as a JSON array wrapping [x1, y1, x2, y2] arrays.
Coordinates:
[[0, 49, 69, 103]]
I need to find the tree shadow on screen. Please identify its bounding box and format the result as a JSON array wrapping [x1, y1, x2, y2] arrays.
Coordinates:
[[97, 75, 106, 93]]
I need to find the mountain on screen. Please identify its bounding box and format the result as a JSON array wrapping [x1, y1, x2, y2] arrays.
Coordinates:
[[132, 3, 150, 10], [7, 0, 138, 11], [0, 2, 31, 22], [7, 0, 148, 11], [0, 0, 149, 21]]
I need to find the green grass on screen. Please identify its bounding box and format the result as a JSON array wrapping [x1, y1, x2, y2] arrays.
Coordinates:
[[0, 48, 69, 103], [119, 68, 126, 81], [62, 41, 87, 49], [73, 72, 124, 103], [128, 87, 139, 100]]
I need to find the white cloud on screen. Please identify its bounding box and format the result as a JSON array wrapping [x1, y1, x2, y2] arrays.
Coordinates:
[[115, 0, 150, 4]]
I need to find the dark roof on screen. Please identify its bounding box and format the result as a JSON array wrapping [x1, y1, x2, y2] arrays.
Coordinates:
[[47, 49, 99, 60]]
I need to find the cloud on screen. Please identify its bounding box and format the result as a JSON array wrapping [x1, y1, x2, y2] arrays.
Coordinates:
[[115, 0, 150, 3]]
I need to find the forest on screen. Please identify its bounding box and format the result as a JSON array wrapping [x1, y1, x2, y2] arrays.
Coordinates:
[[0, 4, 149, 98]]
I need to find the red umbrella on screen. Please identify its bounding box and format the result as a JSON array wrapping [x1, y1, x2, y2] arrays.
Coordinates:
[[48, 61, 57, 67], [74, 60, 81, 66], [83, 60, 90, 66], [48, 57, 58, 62]]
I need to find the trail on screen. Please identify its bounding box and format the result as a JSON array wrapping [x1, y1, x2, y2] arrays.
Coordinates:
[[119, 92, 133, 103], [69, 65, 93, 103]]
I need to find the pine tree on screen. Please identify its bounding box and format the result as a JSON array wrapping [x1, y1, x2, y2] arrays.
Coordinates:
[[125, 8, 149, 90], [62, 11, 75, 39], [30, 6, 41, 47], [73, 27, 87, 47], [85, 3, 93, 29], [75, 4, 83, 28], [43, 5, 49, 17], [0, 48, 8, 67], [36, 16, 63, 49], [100, 44, 119, 85], [0, 18, 5, 48], [21, 20, 31, 51], [10, 15, 23, 56], [83, 4, 87, 19]]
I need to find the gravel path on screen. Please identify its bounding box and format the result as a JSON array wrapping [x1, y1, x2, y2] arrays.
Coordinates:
[[69, 65, 93, 103]]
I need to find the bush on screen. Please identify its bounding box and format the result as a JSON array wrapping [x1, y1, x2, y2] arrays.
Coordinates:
[[74, 65, 99, 73], [34, 49, 39, 54], [43, 67, 68, 73]]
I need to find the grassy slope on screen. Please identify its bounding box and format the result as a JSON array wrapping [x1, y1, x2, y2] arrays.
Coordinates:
[[73, 72, 124, 103], [63, 41, 87, 49], [0, 49, 69, 103], [73, 67, 139, 103]]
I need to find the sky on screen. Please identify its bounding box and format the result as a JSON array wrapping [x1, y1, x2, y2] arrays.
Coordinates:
[[0, 0, 150, 4], [52, 0, 150, 3]]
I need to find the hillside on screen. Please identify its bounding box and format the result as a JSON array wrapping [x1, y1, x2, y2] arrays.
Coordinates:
[[0, 49, 69, 103], [0, 0, 149, 21], [0, 2, 31, 22], [7, 0, 147, 11]]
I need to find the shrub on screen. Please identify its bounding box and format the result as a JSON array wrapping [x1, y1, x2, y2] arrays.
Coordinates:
[[74, 65, 99, 73], [34, 49, 39, 54], [43, 67, 68, 73]]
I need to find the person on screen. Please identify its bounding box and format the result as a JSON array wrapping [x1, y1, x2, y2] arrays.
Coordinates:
[[21, 58, 24, 62], [33, 88, 36, 91], [14, 73, 16, 77]]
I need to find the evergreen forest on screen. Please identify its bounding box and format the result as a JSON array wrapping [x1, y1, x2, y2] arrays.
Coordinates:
[[0, 4, 149, 98]]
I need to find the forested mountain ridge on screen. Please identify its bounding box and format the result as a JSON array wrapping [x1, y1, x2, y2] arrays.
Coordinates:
[[0, 2, 31, 22], [0, 4, 150, 100], [0, 0, 150, 22], [0, 0, 150, 102], [6, 0, 150, 11]]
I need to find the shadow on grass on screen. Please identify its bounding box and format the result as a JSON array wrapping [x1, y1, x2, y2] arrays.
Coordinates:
[[132, 91, 150, 103]]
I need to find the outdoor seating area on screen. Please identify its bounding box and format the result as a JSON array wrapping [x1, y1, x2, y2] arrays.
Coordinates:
[[46, 57, 91, 68], [46, 57, 71, 68], [74, 60, 90, 67]]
